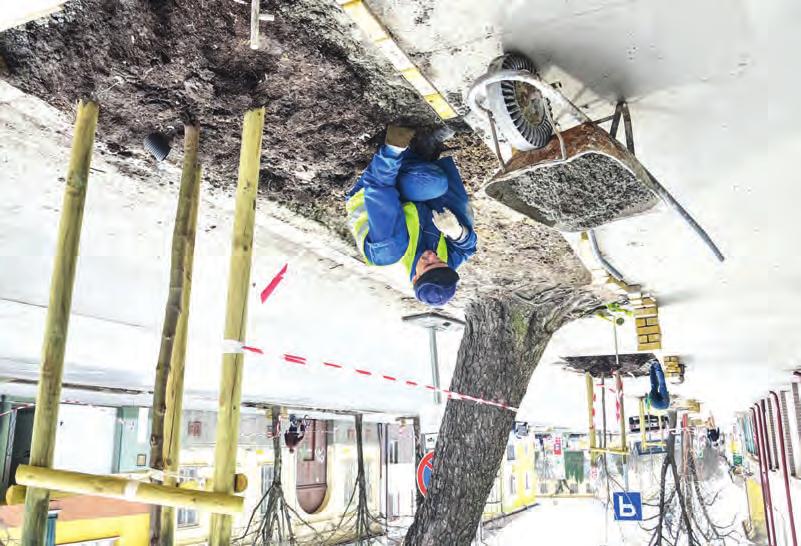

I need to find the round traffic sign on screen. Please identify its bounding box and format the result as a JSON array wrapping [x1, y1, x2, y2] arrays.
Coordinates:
[[416, 451, 435, 496]]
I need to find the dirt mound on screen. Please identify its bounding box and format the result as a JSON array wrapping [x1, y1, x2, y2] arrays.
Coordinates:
[[490, 153, 657, 232], [0, 0, 438, 220], [0, 0, 590, 304]]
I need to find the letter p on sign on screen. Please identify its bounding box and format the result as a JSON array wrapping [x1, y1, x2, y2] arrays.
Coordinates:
[[613, 492, 642, 521]]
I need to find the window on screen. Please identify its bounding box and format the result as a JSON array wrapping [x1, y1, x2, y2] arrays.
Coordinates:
[[178, 468, 200, 527], [260, 465, 274, 513], [187, 421, 202, 438], [506, 444, 516, 461], [509, 475, 517, 496], [389, 439, 400, 464], [525, 472, 531, 492]]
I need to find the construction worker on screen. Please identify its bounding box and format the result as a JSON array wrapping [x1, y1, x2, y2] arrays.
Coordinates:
[[345, 126, 477, 307], [706, 415, 721, 447], [646, 359, 671, 410]]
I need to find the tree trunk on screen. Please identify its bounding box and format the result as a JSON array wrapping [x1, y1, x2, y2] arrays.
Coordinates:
[[404, 287, 596, 546]]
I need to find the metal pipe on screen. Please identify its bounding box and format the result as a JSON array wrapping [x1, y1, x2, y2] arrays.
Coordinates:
[[609, 103, 623, 140], [768, 398, 780, 470], [757, 403, 779, 546], [467, 69, 725, 263], [485, 110, 507, 171], [621, 102, 635, 154], [763, 400, 776, 470], [428, 327, 442, 405], [752, 407, 773, 546], [588, 229, 625, 282], [770, 391, 798, 545]]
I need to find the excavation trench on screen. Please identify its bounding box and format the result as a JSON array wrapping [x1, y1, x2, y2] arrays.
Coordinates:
[[1, 0, 591, 303]]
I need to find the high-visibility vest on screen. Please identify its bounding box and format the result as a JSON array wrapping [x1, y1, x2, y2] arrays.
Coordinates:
[[346, 188, 448, 278]]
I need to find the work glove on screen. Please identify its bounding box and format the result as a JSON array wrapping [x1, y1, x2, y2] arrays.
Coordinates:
[[385, 125, 415, 149], [433, 208, 466, 241]]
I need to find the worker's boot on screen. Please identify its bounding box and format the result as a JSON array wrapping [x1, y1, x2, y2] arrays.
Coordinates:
[[409, 125, 455, 162]]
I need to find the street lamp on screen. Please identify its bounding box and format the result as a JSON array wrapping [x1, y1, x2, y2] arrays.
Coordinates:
[[402, 311, 465, 404]]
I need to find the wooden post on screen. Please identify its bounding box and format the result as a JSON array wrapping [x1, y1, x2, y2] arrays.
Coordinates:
[[21, 100, 99, 546], [15, 465, 243, 514], [585, 372, 595, 450], [150, 124, 201, 473], [209, 108, 265, 546], [250, 0, 260, 49], [8, 474, 247, 506], [154, 126, 203, 545]]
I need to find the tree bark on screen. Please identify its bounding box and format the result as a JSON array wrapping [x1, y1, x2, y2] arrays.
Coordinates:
[[404, 287, 596, 546]]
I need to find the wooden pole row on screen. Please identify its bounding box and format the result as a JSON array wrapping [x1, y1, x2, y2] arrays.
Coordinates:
[[209, 107, 265, 546], [15, 465, 243, 515], [19, 101, 266, 545], [21, 100, 99, 546]]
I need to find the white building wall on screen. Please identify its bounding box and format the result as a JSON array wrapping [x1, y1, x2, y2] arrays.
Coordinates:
[[53, 404, 117, 474]]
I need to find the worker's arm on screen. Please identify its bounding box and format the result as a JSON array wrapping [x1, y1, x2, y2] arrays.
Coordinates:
[[446, 225, 478, 269], [429, 156, 478, 269]]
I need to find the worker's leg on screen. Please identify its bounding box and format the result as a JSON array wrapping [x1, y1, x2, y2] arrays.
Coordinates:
[[655, 362, 669, 401], [649, 362, 670, 410], [396, 160, 449, 202]]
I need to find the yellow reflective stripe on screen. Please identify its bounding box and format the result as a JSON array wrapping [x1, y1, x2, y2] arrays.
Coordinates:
[[346, 192, 444, 274], [436, 233, 448, 263], [347, 206, 365, 227], [346, 188, 365, 213], [399, 203, 420, 277], [352, 211, 368, 235], [346, 189, 372, 262]]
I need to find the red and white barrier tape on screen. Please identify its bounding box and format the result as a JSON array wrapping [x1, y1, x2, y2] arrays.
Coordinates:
[[222, 339, 519, 412]]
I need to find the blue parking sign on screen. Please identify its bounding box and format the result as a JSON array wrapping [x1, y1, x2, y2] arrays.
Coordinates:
[[613, 492, 642, 521]]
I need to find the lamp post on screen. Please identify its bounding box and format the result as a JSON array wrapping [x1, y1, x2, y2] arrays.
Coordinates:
[[402, 311, 465, 405]]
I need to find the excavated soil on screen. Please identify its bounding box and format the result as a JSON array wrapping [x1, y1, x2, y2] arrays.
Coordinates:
[[492, 153, 657, 232], [0, 0, 591, 302], [561, 353, 654, 377]]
